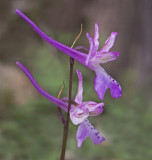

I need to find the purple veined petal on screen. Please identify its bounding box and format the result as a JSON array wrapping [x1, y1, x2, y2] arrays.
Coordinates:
[[76, 122, 88, 148], [16, 62, 68, 112], [70, 106, 89, 125], [89, 106, 104, 116], [76, 119, 105, 148], [94, 65, 122, 100], [98, 32, 118, 54], [94, 51, 119, 64], [94, 23, 99, 50], [85, 32, 97, 66], [82, 101, 104, 116], [16, 9, 87, 65], [75, 69, 83, 104]]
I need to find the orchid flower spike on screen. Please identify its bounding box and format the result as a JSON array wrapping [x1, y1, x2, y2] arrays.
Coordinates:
[[16, 9, 122, 100], [16, 62, 105, 147]]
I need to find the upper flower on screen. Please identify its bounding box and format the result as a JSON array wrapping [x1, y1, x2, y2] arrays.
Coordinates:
[[16, 62, 105, 147], [16, 9, 122, 100], [85, 24, 122, 100]]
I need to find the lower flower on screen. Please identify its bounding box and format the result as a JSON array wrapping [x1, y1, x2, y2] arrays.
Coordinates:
[[16, 62, 105, 147]]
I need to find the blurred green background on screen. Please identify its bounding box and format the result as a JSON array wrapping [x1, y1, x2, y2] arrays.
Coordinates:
[[0, 0, 152, 160]]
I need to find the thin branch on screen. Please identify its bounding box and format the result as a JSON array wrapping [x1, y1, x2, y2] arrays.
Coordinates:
[[60, 57, 74, 160], [57, 81, 66, 125], [71, 24, 83, 48], [60, 24, 83, 160]]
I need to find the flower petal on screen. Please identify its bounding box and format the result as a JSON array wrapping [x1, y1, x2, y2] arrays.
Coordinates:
[[76, 119, 105, 148], [16, 9, 87, 65], [94, 51, 119, 64], [81, 101, 104, 116], [89, 106, 104, 116], [75, 69, 83, 104], [70, 106, 89, 125], [16, 62, 68, 112], [98, 32, 118, 53], [94, 65, 122, 100], [94, 23, 99, 50], [85, 33, 97, 66]]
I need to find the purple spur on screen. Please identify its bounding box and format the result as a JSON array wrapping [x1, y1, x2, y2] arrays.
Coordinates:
[[16, 62, 105, 147], [16, 9, 122, 100]]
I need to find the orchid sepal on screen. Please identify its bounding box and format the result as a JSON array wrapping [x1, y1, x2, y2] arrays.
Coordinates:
[[94, 23, 100, 50], [98, 32, 118, 54], [93, 51, 119, 64], [81, 101, 104, 116], [74, 69, 83, 104]]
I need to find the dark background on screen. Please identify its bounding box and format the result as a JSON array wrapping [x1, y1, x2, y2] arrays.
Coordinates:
[[0, 0, 152, 159]]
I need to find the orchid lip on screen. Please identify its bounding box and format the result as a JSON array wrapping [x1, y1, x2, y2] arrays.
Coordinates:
[[76, 119, 105, 147]]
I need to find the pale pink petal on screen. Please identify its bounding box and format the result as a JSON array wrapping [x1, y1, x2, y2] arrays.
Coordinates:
[[94, 23, 99, 50], [94, 65, 122, 100], [98, 32, 118, 53], [81, 101, 104, 116], [85, 33, 97, 66], [70, 106, 89, 125], [94, 51, 119, 63], [76, 122, 88, 148], [89, 106, 104, 116], [75, 69, 83, 104], [76, 119, 105, 148]]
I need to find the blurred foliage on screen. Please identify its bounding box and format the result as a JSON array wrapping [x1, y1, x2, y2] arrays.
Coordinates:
[[0, 44, 151, 160]]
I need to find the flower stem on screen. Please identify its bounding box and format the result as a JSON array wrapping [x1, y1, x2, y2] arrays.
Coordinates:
[[57, 81, 66, 125], [60, 57, 74, 160], [60, 24, 83, 160]]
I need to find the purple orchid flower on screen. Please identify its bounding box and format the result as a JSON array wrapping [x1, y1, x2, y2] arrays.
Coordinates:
[[16, 62, 105, 147], [16, 9, 122, 100]]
